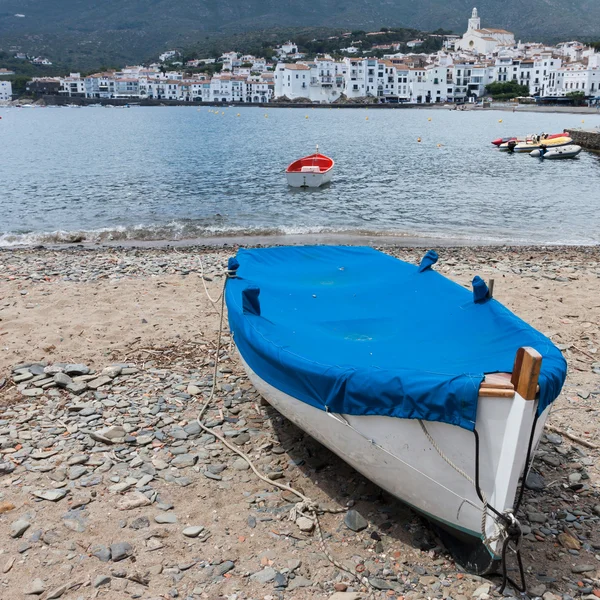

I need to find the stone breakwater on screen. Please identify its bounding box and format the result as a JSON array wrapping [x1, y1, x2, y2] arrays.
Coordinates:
[[565, 129, 600, 151], [0, 245, 600, 599]]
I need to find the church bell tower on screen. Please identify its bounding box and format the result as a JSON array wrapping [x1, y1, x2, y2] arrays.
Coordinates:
[[468, 7, 481, 31]]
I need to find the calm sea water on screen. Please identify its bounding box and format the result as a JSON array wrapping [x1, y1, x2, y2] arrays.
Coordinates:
[[1, 105, 599, 246]]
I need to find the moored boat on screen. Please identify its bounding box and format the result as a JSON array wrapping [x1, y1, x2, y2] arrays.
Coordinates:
[[285, 146, 334, 188], [511, 136, 572, 153], [492, 133, 564, 147], [225, 246, 567, 578], [530, 144, 582, 159]]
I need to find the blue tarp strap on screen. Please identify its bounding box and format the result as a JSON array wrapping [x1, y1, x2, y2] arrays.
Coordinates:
[[227, 257, 240, 278], [242, 286, 261, 316], [418, 250, 439, 272], [472, 276, 490, 303]]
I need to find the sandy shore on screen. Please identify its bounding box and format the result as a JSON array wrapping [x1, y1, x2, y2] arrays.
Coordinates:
[[1, 245, 599, 599]]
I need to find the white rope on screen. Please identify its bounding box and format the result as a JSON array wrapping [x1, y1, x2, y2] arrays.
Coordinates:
[[198, 255, 224, 305], [195, 267, 372, 593], [418, 420, 506, 552]]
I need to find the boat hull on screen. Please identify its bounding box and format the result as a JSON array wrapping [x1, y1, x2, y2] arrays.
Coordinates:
[[286, 169, 333, 188], [530, 145, 582, 159], [513, 138, 572, 153], [240, 356, 548, 566]]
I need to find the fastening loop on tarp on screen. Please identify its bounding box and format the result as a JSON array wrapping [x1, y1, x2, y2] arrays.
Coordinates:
[[226, 257, 240, 278], [418, 249, 439, 272], [472, 276, 490, 303]]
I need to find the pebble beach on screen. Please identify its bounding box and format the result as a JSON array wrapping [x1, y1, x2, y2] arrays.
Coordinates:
[[1, 244, 600, 600]]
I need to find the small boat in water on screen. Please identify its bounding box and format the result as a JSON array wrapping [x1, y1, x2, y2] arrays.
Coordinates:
[[492, 133, 564, 147], [530, 144, 582, 159], [285, 146, 334, 188], [225, 246, 566, 577], [511, 136, 572, 153]]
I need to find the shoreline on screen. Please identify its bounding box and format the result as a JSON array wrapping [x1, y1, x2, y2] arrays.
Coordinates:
[[1, 232, 599, 252], [6, 96, 600, 115]]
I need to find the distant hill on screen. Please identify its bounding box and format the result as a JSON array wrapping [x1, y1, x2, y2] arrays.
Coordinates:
[[1, 0, 599, 68]]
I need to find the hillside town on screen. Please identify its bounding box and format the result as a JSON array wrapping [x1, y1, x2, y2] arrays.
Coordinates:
[[1, 8, 600, 105]]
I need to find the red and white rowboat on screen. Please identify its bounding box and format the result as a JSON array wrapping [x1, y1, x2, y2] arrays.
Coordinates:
[[285, 146, 334, 188]]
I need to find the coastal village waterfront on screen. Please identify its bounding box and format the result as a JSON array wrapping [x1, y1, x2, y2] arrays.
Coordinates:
[[1, 244, 600, 600], [2, 9, 600, 106]]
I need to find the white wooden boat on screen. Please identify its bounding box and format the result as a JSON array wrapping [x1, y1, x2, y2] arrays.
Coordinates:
[[285, 146, 334, 188], [225, 246, 567, 578], [530, 144, 582, 159]]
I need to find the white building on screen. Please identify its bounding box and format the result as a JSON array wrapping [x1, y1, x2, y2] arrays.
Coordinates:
[[159, 50, 179, 63], [457, 8, 515, 54], [220, 52, 241, 71], [84, 73, 116, 98], [0, 80, 12, 101], [274, 64, 311, 99], [59, 73, 85, 97], [276, 42, 298, 57], [551, 59, 600, 98]]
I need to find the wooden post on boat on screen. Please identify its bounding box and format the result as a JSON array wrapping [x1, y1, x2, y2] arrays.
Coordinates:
[[511, 347, 542, 400]]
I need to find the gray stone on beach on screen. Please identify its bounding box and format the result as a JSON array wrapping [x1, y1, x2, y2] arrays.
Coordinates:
[[53, 372, 73, 387], [10, 519, 31, 538], [344, 509, 368, 532], [93, 575, 111, 588], [527, 511, 547, 524], [296, 516, 314, 532], [232, 457, 250, 470], [545, 433, 563, 445], [215, 560, 235, 577], [182, 526, 204, 538], [68, 465, 88, 480], [91, 545, 111, 562], [542, 454, 561, 467], [183, 421, 201, 436], [24, 578, 46, 595], [32, 489, 67, 502], [130, 516, 150, 530], [171, 454, 197, 468], [67, 454, 89, 466], [571, 564, 596, 574], [233, 432, 250, 445], [250, 567, 276, 583], [102, 365, 122, 378], [22, 388, 44, 397], [0, 461, 16, 475], [525, 471, 546, 491], [13, 372, 34, 383], [64, 364, 90, 375], [110, 542, 133, 561], [155, 513, 177, 524], [87, 376, 112, 390], [66, 381, 88, 395], [288, 576, 312, 590], [99, 425, 126, 439], [46, 583, 69, 599]]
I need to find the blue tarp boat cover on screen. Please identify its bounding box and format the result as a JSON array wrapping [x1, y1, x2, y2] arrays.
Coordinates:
[[225, 246, 567, 431]]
